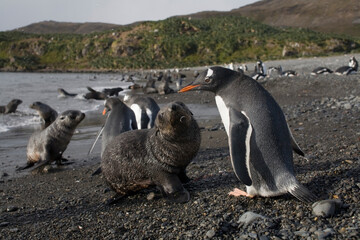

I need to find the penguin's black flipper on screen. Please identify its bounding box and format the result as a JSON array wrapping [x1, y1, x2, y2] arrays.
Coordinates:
[[287, 125, 305, 157], [228, 109, 252, 186]]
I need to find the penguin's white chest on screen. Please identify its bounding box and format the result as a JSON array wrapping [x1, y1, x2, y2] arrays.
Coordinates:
[[215, 95, 230, 136]]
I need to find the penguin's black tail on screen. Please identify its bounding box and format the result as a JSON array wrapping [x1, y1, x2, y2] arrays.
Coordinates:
[[288, 183, 317, 203]]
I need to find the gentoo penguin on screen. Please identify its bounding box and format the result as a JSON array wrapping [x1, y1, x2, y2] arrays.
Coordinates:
[[251, 60, 266, 80], [335, 56, 358, 75], [180, 67, 316, 202], [89, 97, 137, 158], [273, 66, 298, 77], [311, 67, 333, 75], [124, 95, 160, 129]]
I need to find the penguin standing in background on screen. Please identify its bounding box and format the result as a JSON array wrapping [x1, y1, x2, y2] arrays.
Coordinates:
[[180, 67, 316, 202], [123, 95, 160, 129], [251, 60, 267, 80]]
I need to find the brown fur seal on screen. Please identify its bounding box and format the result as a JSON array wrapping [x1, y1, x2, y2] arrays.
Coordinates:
[[102, 87, 123, 97], [18, 110, 85, 172], [0, 99, 22, 114], [84, 87, 107, 100], [57, 88, 77, 97], [29, 101, 58, 128], [101, 101, 200, 203]]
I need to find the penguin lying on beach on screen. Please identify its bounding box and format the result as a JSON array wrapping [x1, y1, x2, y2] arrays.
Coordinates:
[[335, 56, 358, 75], [180, 67, 316, 202]]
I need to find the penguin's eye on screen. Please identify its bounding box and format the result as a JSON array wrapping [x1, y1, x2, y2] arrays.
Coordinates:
[[204, 77, 212, 83]]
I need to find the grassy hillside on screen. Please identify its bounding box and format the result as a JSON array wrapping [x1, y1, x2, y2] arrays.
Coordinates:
[[15, 20, 123, 34], [1, 16, 359, 71], [231, 0, 360, 37]]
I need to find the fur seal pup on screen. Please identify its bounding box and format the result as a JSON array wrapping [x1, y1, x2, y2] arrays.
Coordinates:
[[57, 88, 77, 97], [19, 110, 85, 172], [102, 87, 123, 97], [101, 101, 201, 203], [124, 95, 160, 129], [0, 99, 22, 114], [180, 67, 316, 202], [29, 101, 58, 128], [335, 56, 358, 75], [84, 87, 107, 100]]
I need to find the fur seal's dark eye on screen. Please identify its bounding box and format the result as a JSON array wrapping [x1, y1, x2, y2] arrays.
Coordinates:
[[60, 116, 65, 120], [180, 116, 186, 123]]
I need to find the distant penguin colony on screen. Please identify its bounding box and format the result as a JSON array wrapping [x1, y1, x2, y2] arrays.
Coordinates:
[[180, 67, 316, 202]]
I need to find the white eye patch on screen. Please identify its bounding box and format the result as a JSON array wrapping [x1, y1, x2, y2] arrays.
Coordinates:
[[206, 68, 214, 78]]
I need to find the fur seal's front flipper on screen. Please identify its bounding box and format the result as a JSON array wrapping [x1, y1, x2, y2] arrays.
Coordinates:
[[228, 109, 252, 186], [86, 86, 97, 93], [16, 163, 34, 171], [156, 173, 190, 203]]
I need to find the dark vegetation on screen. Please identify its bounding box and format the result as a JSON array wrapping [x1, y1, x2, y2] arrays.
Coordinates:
[[1, 16, 360, 71]]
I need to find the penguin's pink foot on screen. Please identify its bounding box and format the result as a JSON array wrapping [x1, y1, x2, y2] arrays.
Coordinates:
[[228, 188, 254, 198]]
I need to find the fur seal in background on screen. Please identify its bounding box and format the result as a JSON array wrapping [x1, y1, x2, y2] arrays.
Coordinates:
[[311, 67, 333, 75], [0, 99, 22, 114], [180, 67, 316, 202], [84, 87, 107, 100], [124, 95, 160, 129], [101, 102, 201, 203], [18, 110, 85, 172], [57, 88, 77, 97], [29, 101, 58, 128], [102, 87, 123, 97], [335, 56, 358, 75]]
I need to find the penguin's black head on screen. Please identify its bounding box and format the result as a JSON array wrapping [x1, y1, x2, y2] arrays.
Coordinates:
[[179, 67, 237, 93]]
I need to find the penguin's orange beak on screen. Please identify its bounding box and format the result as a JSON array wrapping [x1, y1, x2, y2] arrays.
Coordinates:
[[178, 84, 200, 93], [102, 108, 107, 115]]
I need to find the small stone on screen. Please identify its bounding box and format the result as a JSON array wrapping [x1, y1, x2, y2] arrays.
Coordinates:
[[312, 199, 342, 218], [294, 231, 309, 237], [6, 206, 19, 212], [146, 192, 155, 201], [238, 211, 267, 226], [206, 229, 216, 238], [343, 103, 352, 109], [0, 222, 10, 227], [248, 232, 258, 239], [9, 228, 19, 233]]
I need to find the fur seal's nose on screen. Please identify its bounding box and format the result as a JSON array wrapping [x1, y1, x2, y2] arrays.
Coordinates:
[[170, 104, 177, 111]]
